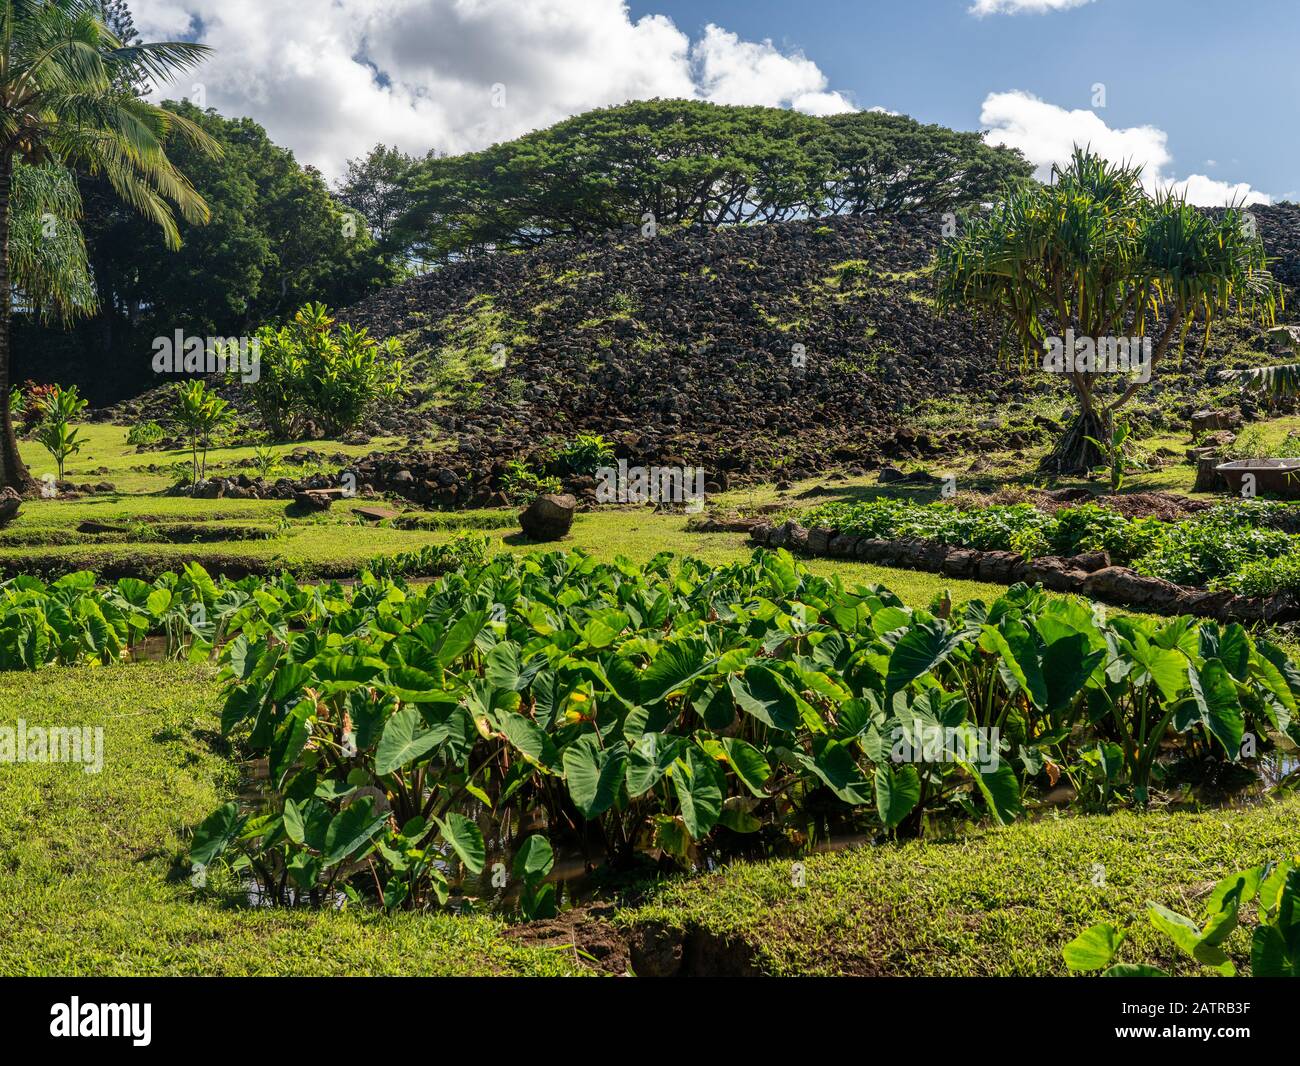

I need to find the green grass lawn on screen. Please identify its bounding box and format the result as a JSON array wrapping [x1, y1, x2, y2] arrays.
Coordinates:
[[18, 423, 407, 494], [4, 661, 1294, 977], [0, 664, 583, 976], [622, 797, 1300, 976]]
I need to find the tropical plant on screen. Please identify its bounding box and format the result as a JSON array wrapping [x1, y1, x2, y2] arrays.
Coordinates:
[[248, 302, 403, 439], [31, 382, 86, 480], [501, 459, 560, 505], [365, 533, 494, 578], [937, 148, 1279, 475], [125, 419, 164, 447], [1231, 325, 1300, 404], [0, 0, 217, 492], [251, 444, 279, 480], [1084, 418, 1143, 492], [171, 379, 234, 485], [176, 546, 1300, 914], [1064, 861, 1300, 976], [547, 433, 615, 477]]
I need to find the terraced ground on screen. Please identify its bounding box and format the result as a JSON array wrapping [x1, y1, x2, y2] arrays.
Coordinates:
[[5, 397, 1300, 977]]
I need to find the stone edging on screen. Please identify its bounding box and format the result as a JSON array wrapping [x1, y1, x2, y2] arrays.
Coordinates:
[[750, 521, 1300, 625]]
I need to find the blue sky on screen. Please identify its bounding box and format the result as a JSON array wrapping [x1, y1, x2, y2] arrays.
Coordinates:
[[631, 0, 1298, 200], [134, 0, 1294, 201]]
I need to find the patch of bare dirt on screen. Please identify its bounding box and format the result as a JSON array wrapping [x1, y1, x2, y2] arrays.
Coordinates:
[[504, 902, 633, 976]]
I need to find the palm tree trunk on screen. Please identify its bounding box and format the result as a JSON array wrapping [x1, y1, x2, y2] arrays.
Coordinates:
[[0, 152, 34, 493]]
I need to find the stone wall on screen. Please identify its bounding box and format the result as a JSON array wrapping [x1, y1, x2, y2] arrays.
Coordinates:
[[751, 520, 1300, 624]]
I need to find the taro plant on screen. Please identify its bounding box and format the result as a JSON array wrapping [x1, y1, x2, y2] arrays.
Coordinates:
[[1064, 861, 1300, 976], [180, 547, 1300, 915]]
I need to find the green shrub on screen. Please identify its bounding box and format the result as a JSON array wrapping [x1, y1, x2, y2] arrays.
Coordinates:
[[249, 302, 403, 439], [501, 459, 560, 505], [547, 433, 615, 477], [365, 533, 494, 578], [1222, 554, 1300, 597], [126, 420, 165, 447], [1134, 513, 1292, 587]]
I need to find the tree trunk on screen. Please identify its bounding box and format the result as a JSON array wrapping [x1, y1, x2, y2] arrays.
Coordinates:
[[1039, 406, 1107, 477], [0, 152, 34, 493]]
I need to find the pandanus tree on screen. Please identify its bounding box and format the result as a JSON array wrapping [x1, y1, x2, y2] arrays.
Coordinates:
[[937, 148, 1280, 476], [0, 0, 217, 492]]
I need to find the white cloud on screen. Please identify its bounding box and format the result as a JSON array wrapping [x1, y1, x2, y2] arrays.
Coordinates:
[[970, 0, 1095, 15], [131, 0, 854, 180], [979, 90, 1270, 206]]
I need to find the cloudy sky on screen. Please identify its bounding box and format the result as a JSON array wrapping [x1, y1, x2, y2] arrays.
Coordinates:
[[131, 0, 1294, 204]]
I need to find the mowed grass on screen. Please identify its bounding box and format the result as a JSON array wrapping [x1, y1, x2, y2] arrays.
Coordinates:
[[17, 423, 407, 494], [623, 797, 1300, 976], [0, 664, 583, 976]]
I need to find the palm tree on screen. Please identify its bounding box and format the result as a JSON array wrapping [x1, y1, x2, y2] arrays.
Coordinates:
[[937, 149, 1279, 476], [0, 0, 217, 492]]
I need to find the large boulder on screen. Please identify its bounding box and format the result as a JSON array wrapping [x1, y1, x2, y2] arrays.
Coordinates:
[[519, 493, 577, 541]]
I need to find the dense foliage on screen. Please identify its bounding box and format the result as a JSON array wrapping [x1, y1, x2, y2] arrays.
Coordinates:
[[802, 498, 1300, 595], [248, 303, 404, 439], [161, 546, 1300, 913], [936, 149, 1279, 475], [389, 100, 1031, 263]]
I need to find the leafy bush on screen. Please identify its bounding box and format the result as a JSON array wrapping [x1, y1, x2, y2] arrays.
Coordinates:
[[501, 459, 560, 505], [365, 533, 494, 578], [1223, 554, 1300, 597], [547, 433, 614, 477], [126, 420, 165, 447], [249, 302, 404, 439], [17, 380, 55, 431], [1133, 512, 1292, 588], [805, 498, 1300, 589]]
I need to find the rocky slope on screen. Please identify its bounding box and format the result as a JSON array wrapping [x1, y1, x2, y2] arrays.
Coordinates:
[[104, 204, 1300, 507]]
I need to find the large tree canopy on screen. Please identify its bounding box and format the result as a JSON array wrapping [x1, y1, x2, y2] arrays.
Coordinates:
[[389, 99, 1031, 264], [818, 110, 1033, 217]]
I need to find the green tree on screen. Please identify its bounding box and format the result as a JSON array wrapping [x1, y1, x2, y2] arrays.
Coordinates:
[[818, 110, 1033, 218], [171, 377, 233, 485], [937, 149, 1279, 475], [395, 99, 830, 261], [0, 0, 215, 492]]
